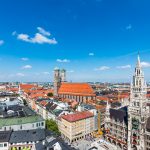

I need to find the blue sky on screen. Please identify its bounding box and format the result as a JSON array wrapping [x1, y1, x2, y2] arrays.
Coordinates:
[[0, 0, 150, 82]]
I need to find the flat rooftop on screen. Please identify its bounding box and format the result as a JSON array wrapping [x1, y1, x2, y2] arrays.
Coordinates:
[[0, 115, 44, 128]]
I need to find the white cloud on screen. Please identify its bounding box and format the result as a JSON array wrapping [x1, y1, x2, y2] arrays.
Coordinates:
[[42, 72, 50, 75], [13, 27, 57, 45], [22, 65, 32, 69], [141, 62, 150, 68], [17, 33, 57, 44], [17, 34, 30, 42], [21, 58, 29, 61], [95, 66, 110, 71], [0, 40, 4, 46], [31, 33, 57, 44], [56, 59, 70, 63], [37, 27, 51, 36], [117, 65, 131, 69], [89, 53, 94, 56], [16, 73, 25, 77], [126, 24, 132, 30]]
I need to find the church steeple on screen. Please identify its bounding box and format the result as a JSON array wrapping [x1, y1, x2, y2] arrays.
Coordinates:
[[136, 52, 141, 68], [132, 53, 145, 88], [128, 54, 148, 150]]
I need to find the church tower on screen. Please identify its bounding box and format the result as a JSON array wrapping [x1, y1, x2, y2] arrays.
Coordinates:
[[54, 67, 61, 96], [128, 54, 148, 150], [61, 69, 66, 82]]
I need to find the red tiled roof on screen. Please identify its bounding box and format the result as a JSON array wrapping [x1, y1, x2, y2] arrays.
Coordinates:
[[9, 88, 19, 92], [29, 93, 47, 99], [20, 84, 37, 90], [39, 100, 48, 107], [62, 111, 93, 122], [58, 83, 95, 96], [97, 96, 109, 101]]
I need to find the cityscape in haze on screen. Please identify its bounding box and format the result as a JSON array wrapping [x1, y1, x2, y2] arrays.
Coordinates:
[[1, 1, 150, 150]]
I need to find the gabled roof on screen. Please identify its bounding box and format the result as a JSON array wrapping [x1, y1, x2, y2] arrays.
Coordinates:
[[61, 111, 93, 122], [58, 83, 95, 96], [45, 102, 58, 112], [9, 129, 45, 143], [20, 84, 37, 90], [39, 100, 48, 107], [110, 106, 128, 125], [0, 131, 12, 142]]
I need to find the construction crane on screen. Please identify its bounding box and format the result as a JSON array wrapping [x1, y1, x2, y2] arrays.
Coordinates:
[[93, 109, 103, 138]]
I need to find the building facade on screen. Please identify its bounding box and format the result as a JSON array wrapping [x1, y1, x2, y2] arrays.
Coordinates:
[[58, 111, 95, 143], [105, 55, 150, 150]]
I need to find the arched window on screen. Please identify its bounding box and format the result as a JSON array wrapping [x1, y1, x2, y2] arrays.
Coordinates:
[[139, 80, 141, 86]]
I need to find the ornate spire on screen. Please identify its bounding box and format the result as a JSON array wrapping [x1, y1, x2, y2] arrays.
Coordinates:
[[137, 51, 141, 68], [106, 100, 110, 114]]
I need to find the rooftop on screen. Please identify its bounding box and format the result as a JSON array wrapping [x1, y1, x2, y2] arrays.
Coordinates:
[[20, 84, 37, 90], [0, 131, 12, 142], [0, 115, 44, 128], [9, 129, 45, 143], [58, 83, 95, 96], [110, 106, 128, 124], [62, 111, 93, 122]]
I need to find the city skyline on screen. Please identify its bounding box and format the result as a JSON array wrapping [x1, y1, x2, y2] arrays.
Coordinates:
[[0, 0, 150, 82]]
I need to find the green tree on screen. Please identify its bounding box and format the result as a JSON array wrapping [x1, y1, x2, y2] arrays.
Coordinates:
[[46, 119, 60, 135], [23, 99, 27, 105], [47, 92, 53, 97]]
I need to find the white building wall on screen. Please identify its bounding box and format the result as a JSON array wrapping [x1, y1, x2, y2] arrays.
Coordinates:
[[0, 121, 45, 131], [0, 142, 9, 150]]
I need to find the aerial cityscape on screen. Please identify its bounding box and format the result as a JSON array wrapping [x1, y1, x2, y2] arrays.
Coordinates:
[[0, 0, 150, 150]]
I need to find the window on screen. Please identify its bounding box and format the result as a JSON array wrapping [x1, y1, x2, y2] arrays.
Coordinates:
[[136, 80, 138, 86], [4, 143, 7, 147], [41, 122, 44, 126], [139, 80, 141, 86], [0, 144, 3, 147], [134, 102, 136, 106]]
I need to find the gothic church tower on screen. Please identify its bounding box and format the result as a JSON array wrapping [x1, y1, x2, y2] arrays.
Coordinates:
[[54, 67, 61, 96], [128, 54, 148, 150]]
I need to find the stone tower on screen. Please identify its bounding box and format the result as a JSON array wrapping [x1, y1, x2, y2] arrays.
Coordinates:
[[128, 54, 148, 150], [105, 101, 110, 132], [61, 69, 66, 82], [54, 67, 61, 96]]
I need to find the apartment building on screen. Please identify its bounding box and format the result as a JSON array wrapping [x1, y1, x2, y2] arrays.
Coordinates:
[[58, 111, 95, 143]]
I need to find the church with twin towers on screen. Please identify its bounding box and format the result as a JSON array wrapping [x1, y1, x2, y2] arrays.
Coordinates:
[[104, 54, 150, 150]]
